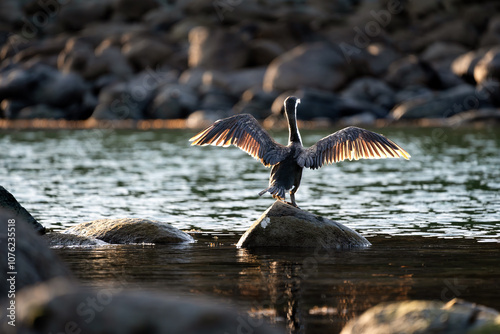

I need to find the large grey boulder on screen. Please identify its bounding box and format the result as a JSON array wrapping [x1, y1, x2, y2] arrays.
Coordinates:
[[0, 278, 282, 334], [43, 232, 108, 247], [0, 186, 45, 234], [63, 218, 194, 244], [340, 299, 500, 334], [237, 201, 370, 249]]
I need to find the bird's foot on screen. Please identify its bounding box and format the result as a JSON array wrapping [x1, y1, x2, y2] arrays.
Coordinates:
[[284, 200, 300, 209]]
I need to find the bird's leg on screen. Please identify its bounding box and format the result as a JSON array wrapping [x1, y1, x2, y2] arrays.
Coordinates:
[[289, 191, 300, 209]]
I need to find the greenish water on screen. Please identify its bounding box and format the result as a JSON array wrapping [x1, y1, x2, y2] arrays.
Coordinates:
[[2, 126, 500, 333]]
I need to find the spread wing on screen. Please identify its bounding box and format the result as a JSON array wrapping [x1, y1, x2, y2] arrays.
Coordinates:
[[297, 126, 411, 169], [189, 114, 290, 167]]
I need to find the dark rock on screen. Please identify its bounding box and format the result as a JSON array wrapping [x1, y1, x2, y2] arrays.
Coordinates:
[[147, 84, 198, 119], [477, 79, 500, 106], [188, 26, 249, 70], [479, 14, 500, 47], [474, 48, 500, 84], [199, 87, 238, 111], [0, 278, 282, 334], [43, 232, 108, 247], [0, 201, 72, 296], [364, 43, 402, 77], [248, 39, 285, 66], [233, 88, 277, 119], [390, 84, 492, 120], [179, 68, 205, 90], [57, 38, 103, 80], [384, 55, 440, 89], [0, 186, 45, 234], [113, 0, 160, 20], [0, 99, 31, 119], [58, 1, 111, 31], [340, 111, 376, 127], [122, 37, 173, 70], [340, 298, 500, 334], [95, 41, 134, 79], [412, 19, 479, 51], [63, 218, 194, 244], [420, 41, 468, 68], [237, 201, 370, 249], [202, 67, 267, 96], [394, 86, 434, 105], [92, 70, 174, 120], [263, 43, 348, 92], [16, 104, 67, 119], [451, 48, 492, 82], [341, 77, 396, 111]]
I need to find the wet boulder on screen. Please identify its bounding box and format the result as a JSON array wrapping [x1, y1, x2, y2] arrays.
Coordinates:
[[0, 278, 282, 334], [340, 299, 500, 334], [237, 201, 371, 249], [43, 232, 108, 247], [63, 218, 194, 244]]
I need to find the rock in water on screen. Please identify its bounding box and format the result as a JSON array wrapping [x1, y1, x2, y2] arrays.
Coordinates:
[[0, 186, 45, 234], [63, 218, 194, 244], [340, 298, 500, 334], [1, 278, 282, 334], [237, 201, 370, 249]]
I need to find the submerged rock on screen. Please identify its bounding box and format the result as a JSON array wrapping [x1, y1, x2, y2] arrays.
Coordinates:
[[63, 218, 194, 244], [43, 232, 109, 247], [237, 201, 370, 249], [0, 278, 282, 334], [0, 186, 45, 234], [340, 298, 500, 334]]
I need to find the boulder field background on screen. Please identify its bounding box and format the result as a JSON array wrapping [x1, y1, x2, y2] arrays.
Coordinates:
[[1, 0, 500, 126]]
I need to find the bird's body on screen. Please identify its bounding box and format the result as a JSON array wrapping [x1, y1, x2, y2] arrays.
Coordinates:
[[190, 96, 410, 207]]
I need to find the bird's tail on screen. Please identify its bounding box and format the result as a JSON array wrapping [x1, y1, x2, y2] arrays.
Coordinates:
[[259, 186, 286, 200]]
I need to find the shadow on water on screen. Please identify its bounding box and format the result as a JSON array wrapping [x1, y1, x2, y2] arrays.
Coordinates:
[[56, 234, 500, 334]]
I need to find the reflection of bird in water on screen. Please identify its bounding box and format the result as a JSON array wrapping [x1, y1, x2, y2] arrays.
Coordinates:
[[190, 96, 411, 208]]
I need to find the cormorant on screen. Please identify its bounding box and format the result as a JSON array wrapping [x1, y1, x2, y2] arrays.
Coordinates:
[[190, 96, 410, 208]]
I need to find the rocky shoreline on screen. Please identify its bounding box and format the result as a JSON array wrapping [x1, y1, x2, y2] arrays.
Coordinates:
[[1, 0, 500, 127]]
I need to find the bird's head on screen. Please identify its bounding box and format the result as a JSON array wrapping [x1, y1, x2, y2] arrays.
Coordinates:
[[284, 96, 300, 117]]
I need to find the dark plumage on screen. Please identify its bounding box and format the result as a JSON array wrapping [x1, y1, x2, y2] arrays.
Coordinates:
[[190, 96, 411, 207]]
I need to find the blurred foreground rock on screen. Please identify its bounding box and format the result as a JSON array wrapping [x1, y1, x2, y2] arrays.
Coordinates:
[[237, 201, 370, 249], [0, 186, 45, 234], [341, 298, 500, 334], [63, 218, 194, 244], [0, 195, 71, 296], [0, 278, 282, 334]]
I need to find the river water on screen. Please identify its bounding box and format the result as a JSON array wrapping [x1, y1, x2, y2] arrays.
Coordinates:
[[2, 126, 500, 333]]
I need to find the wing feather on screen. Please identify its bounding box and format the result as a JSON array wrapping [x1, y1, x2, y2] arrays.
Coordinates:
[[297, 126, 411, 169], [190, 114, 289, 167]]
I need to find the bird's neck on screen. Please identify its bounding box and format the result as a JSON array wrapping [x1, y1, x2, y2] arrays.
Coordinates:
[[286, 111, 302, 145]]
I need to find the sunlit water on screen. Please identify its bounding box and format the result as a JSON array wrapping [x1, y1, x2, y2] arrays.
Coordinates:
[[2, 127, 499, 239], [2, 126, 500, 334]]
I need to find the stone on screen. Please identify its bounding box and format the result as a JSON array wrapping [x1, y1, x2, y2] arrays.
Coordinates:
[[113, 0, 160, 20], [0, 201, 72, 296], [390, 84, 492, 120], [0, 186, 45, 234], [16, 104, 66, 119], [188, 26, 249, 70], [340, 299, 500, 334], [420, 41, 468, 68], [412, 19, 479, 51], [384, 55, 439, 89], [202, 67, 267, 96], [248, 39, 285, 66], [394, 86, 434, 105], [63, 218, 194, 244], [263, 43, 348, 92], [479, 15, 500, 47], [341, 77, 396, 111], [0, 278, 282, 334], [122, 37, 173, 70], [43, 232, 109, 247], [58, 1, 111, 31], [236, 201, 371, 249], [147, 84, 198, 119], [474, 48, 500, 84], [199, 87, 238, 111], [364, 43, 402, 77], [94, 41, 134, 79], [447, 109, 500, 127], [451, 48, 492, 82], [233, 88, 277, 119]]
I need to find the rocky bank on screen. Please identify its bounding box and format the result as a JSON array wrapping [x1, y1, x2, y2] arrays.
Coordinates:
[[0, 0, 500, 126]]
